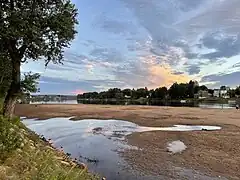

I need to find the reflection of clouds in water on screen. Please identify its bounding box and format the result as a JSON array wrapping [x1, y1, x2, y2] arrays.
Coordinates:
[[22, 117, 222, 140], [139, 125, 221, 132], [22, 117, 222, 180]]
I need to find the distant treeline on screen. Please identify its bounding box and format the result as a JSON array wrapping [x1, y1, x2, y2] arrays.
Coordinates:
[[77, 80, 240, 100]]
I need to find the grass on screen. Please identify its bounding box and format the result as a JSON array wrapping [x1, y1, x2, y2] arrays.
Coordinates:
[[0, 115, 99, 180]]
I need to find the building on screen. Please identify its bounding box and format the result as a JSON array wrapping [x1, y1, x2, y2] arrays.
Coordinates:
[[213, 87, 230, 98], [198, 90, 209, 99], [220, 89, 230, 98], [213, 89, 220, 97]]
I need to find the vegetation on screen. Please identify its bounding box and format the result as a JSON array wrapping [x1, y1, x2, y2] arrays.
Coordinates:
[[77, 81, 240, 101], [0, 0, 78, 117], [0, 115, 98, 180]]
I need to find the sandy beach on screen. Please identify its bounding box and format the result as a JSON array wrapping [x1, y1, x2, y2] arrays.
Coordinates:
[[15, 104, 240, 179]]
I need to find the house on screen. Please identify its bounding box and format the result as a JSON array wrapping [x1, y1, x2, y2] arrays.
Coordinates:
[[220, 89, 230, 98], [198, 90, 209, 99], [213, 89, 220, 97]]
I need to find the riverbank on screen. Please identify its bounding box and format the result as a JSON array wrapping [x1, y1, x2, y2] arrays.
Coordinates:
[[77, 97, 240, 106], [0, 115, 98, 180], [15, 104, 240, 179]]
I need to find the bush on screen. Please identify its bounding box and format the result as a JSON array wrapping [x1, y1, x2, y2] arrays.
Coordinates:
[[0, 98, 3, 114], [0, 116, 22, 162]]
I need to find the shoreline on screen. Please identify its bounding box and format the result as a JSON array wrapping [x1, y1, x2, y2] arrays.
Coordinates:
[[0, 115, 99, 180], [15, 104, 240, 179]]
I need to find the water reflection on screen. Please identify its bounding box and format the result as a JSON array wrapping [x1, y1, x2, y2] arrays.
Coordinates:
[[22, 117, 221, 180], [77, 99, 236, 109], [30, 100, 78, 104], [29, 99, 237, 109]]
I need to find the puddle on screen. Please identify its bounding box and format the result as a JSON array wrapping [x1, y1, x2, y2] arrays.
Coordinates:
[[22, 117, 222, 180], [140, 125, 222, 132]]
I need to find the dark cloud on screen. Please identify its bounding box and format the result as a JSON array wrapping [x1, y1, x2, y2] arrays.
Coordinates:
[[172, 71, 184, 75], [200, 31, 240, 60], [187, 65, 201, 75], [201, 72, 240, 87]]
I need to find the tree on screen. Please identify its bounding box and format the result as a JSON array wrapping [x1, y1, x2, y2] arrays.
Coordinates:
[[187, 80, 197, 98], [220, 86, 226, 90], [122, 89, 132, 97], [135, 88, 149, 99], [227, 89, 235, 98], [154, 87, 167, 99], [208, 89, 214, 97], [0, 56, 12, 99], [236, 86, 240, 97], [0, 0, 78, 117], [168, 83, 188, 99], [21, 72, 40, 94], [199, 85, 208, 91]]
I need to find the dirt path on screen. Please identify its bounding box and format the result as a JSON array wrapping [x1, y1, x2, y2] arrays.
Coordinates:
[[15, 104, 240, 179]]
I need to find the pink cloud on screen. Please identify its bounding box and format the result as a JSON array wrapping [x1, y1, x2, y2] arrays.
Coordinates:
[[71, 89, 85, 95]]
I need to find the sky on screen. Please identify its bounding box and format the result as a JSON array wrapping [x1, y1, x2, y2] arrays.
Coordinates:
[[22, 0, 240, 95]]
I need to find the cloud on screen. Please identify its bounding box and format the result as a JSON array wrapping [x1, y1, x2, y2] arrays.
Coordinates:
[[93, 15, 137, 36], [201, 71, 240, 87], [22, 0, 240, 94], [89, 47, 124, 63], [112, 55, 190, 89], [200, 31, 240, 60], [187, 65, 201, 75]]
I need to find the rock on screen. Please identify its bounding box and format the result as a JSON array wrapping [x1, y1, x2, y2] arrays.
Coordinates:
[[78, 163, 87, 170], [29, 145, 35, 150], [60, 161, 71, 166], [16, 149, 22, 153], [20, 143, 25, 148]]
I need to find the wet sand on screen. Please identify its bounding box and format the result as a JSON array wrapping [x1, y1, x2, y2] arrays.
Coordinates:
[[15, 104, 240, 179]]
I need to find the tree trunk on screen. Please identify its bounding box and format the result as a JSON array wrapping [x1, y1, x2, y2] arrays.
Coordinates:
[[3, 60, 21, 118]]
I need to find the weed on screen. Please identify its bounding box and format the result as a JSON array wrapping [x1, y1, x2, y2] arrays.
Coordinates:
[[0, 116, 22, 162], [0, 116, 99, 180]]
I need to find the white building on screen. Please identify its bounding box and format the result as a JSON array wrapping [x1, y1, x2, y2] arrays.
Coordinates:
[[213, 89, 220, 97], [220, 89, 230, 98]]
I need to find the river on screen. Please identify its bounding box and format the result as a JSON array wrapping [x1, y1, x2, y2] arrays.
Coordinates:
[[29, 100, 236, 109]]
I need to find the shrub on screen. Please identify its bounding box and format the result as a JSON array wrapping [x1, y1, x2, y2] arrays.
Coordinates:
[[0, 116, 22, 162]]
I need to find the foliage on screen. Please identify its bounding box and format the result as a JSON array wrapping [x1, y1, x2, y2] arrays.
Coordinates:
[[152, 87, 167, 99], [236, 86, 240, 96], [228, 89, 236, 98], [168, 83, 188, 99], [208, 89, 214, 96], [0, 56, 12, 99], [199, 85, 208, 91], [77, 80, 240, 100], [21, 72, 40, 94], [122, 89, 132, 96], [0, 116, 98, 179], [0, 0, 78, 65], [0, 0, 78, 117], [0, 116, 22, 162]]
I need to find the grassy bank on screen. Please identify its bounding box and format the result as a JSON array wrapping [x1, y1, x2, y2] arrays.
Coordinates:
[[0, 115, 98, 180]]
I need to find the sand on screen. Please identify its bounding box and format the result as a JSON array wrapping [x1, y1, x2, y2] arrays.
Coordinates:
[[15, 104, 240, 179]]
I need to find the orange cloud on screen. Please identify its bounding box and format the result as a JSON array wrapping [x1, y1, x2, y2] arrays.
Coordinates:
[[141, 55, 190, 88], [149, 64, 190, 88]]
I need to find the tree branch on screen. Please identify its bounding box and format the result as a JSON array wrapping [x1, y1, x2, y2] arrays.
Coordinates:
[[19, 44, 27, 60]]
